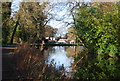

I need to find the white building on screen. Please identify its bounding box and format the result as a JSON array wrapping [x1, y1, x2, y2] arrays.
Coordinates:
[[58, 39, 67, 43]]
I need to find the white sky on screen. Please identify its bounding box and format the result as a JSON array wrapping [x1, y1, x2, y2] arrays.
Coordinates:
[[11, 0, 20, 17]]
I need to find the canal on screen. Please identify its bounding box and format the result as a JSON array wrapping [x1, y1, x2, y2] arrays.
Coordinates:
[[45, 46, 83, 76]]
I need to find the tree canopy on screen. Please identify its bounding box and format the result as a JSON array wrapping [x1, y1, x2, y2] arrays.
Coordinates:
[[74, 2, 119, 57], [2, 2, 56, 44]]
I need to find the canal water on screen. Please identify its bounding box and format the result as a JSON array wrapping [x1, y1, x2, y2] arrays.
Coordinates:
[[3, 45, 83, 79], [46, 46, 74, 72], [44, 46, 83, 73], [38, 46, 83, 78], [3, 44, 120, 80]]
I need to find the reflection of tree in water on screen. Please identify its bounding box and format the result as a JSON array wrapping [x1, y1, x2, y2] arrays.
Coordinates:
[[13, 43, 69, 79], [74, 50, 120, 80], [65, 46, 83, 57]]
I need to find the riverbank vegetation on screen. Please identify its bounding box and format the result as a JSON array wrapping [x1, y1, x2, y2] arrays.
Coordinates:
[[73, 2, 120, 80], [1, 1, 120, 80]]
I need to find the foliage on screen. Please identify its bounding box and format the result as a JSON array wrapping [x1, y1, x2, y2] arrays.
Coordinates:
[[2, 2, 12, 44], [74, 51, 120, 80], [2, 2, 11, 21], [67, 27, 76, 41], [45, 25, 58, 37], [13, 2, 48, 43], [2, 2, 55, 44], [74, 2, 119, 57], [73, 2, 120, 80]]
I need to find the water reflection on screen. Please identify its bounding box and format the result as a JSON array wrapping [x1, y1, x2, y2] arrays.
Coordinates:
[[4, 43, 82, 79], [3, 43, 119, 80], [46, 46, 74, 72]]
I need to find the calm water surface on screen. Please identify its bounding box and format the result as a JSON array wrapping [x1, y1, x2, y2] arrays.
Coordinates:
[[45, 46, 82, 72], [3, 45, 120, 80]]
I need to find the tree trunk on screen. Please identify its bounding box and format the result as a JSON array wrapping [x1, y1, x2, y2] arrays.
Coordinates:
[[10, 20, 19, 44]]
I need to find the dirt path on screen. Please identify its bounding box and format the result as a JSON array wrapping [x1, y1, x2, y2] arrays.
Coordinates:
[[2, 44, 18, 79], [2, 44, 18, 55]]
